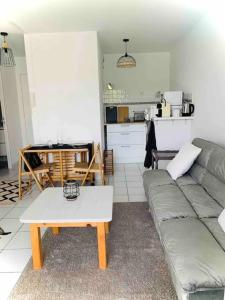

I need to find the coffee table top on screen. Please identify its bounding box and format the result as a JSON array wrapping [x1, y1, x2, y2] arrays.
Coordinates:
[[20, 186, 113, 224]]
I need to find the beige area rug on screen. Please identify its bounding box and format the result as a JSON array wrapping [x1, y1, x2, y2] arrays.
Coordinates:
[[0, 180, 29, 205], [9, 203, 177, 300]]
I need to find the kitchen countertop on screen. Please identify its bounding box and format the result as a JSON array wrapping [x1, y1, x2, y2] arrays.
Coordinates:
[[153, 117, 194, 121], [105, 122, 146, 125], [105, 117, 194, 125]]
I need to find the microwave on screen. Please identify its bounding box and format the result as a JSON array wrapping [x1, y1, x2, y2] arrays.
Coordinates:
[[134, 111, 145, 122]]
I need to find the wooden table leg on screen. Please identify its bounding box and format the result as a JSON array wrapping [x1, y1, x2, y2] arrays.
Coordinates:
[[97, 222, 107, 269], [30, 224, 43, 270], [52, 227, 60, 235], [104, 222, 109, 234]]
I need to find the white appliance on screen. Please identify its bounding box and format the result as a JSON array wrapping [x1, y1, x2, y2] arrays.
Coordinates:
[[163, 91, 183, 106]]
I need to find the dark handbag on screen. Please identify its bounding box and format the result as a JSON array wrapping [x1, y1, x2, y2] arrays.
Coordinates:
[[24, 153, 42, 171]]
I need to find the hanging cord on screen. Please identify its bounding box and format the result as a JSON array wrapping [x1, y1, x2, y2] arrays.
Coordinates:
[[125, 41, 128, 57]]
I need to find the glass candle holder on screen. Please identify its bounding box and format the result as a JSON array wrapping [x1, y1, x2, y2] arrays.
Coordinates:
[[63, 180, 80, 201]]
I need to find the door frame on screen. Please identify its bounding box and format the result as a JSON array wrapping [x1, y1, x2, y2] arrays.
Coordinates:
[[0, 71, 12, 169]]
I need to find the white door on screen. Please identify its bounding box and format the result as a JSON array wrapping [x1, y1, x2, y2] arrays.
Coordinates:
[[0, 67, 23, 168]]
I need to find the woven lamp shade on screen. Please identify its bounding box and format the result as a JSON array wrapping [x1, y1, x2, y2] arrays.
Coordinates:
[[0, 33, 15, 67], [117, 54, 136, 68], [0, 48, 15, 67], [117, 38, 136, 68]]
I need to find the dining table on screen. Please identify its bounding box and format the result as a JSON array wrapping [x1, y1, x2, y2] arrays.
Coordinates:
[[18, 142, 93, 196]]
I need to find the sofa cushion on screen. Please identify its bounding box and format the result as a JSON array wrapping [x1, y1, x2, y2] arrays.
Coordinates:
[[179, 184, 223, 218], [188, 163, 207, 184], [149, 185, 196, 224], [201, 171, 225, 208], [143, 169, 175, 198], [143, 169, 174, 187], [201, 218, 225, 252], [176, 175, 197, 187], [207, 148, 225, 184], [192, 138, 214, 169], [160, 218, 225, 293]]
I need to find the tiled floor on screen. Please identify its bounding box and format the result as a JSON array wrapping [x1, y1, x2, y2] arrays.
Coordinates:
[[109, 163, 146, 203], [0, 163, 146, 299]]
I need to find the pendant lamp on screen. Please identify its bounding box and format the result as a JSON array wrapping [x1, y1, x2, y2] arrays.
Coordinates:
[[117, 39, 136, 68], [0, 32, 16, 67]]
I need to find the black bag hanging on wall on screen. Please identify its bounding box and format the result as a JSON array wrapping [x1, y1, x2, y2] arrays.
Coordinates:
[[144, 120, 157, 169]]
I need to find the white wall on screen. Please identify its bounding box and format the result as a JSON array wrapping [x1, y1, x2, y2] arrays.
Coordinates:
[[103, 52, 170, 102], [24, 31, 103, 145], [15, 57, 34, 146], [170, 16, 225, 146], [97, 35, 105, 147]]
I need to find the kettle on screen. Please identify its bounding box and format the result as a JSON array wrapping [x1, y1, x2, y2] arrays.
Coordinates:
[[182, 103, 194, 116]]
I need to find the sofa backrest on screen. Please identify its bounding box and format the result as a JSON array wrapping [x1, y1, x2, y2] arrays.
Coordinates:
[[189, 138, 225, 208]]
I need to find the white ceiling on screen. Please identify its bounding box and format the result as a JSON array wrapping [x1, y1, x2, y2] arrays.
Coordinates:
[[0, 0, 207, 56]]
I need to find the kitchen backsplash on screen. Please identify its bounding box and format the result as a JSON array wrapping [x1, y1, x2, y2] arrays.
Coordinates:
[[103, 89, 126, 103], [103, 89, 156, 103]]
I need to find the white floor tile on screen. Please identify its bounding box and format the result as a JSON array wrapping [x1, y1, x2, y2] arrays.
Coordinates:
[[125, 168, 140, 174], [0, 272, 21, 300], [4, 207, 27, 219], [0, 218, 22, 232], [113, 171, 125, 177], [128, 187, 145, 196], [114, 187, 128, 196], [114, 164, 125, 170], [0, 249, 31, 272], [112, 181, 127, 187], [16, 197, 36, 208], [19, 223, 46, 236], [126, 181, 143, 187], [126, 175, 142, 182], [111, 176, 126, 182], [19, 223, 30, 232], [0, 233, 15, 250], [0, 207, 14, 219], [113, 195, 129, 202], [5, 232, 31, 250], [129, 195, 147, 202], [124, 163, 139, 168]]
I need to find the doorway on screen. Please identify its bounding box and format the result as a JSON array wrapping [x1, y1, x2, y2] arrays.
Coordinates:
[[0, 103, 8, 168]]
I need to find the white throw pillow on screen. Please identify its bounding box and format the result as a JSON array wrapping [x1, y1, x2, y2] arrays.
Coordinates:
[[218, 209, 225, 233], [166, 143, 202, 180]]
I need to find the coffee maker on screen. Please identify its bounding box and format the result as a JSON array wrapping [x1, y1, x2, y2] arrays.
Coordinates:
[[182, 102, 194, 116]]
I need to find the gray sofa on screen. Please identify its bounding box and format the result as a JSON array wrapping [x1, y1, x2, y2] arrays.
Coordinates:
[[143, 138, 225, 300]]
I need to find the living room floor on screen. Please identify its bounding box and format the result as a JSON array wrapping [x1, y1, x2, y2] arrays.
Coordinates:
[[0, 163, 146, 299]]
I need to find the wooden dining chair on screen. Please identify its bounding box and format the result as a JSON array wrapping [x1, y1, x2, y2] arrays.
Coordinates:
[[73, 143, 105, 186], [18, 147, 54, 200]]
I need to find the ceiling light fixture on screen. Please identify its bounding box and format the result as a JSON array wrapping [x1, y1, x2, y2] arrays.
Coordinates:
[[0, 32, 15, 67], [107, 83, 113, 90], [117, 39, 136, 68]]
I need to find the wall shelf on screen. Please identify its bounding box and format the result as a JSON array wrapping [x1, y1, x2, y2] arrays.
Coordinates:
[[103, 101, 159, 106]]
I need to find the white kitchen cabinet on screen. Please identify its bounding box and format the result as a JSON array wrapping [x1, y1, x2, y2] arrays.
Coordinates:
[[106, 123, 146, 163], [154, 117, 193, 150], [107, 131, 145, 145]]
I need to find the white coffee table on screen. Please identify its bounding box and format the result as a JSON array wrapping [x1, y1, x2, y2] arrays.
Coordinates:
[[20, 186, 113, 270]]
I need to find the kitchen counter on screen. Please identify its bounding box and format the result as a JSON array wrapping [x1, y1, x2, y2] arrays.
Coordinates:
[[105, 117, 193, 125], [105, 122, 146, 125], [153, 117, 194, 121]]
